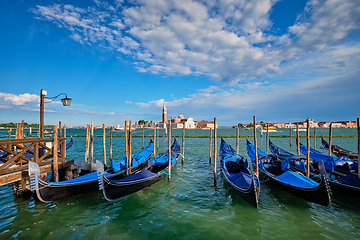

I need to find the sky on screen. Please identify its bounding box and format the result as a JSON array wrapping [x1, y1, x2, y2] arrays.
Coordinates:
[[0, 0, 359, 127]]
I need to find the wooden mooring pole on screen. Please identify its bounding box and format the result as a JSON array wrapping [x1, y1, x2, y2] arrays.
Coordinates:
[[8, 128, 12, 139], [296, 123, 300, 155], [182, 123, 185, 165], [110, 126, 113, 161], [357, 118, 360, 178], [254, 116, 259, 177], [129, 121, 132, 175], [306, 118, 310, 177], [209, 127, 212, 164], [236, 126, 239, 154], [329, 123, 333, 156], [153, 127, 156, 157], [125, 120, 128, 176], [266, 123, 269, 154], [103, 124, 107, 167], [157, 128, 159, 150], [90, 121, 93, 172], [59, 121, 62, 138], [290, 127, 292, 146], [168, 123, 172, 182], [53, 125, 59, 182], [314, 127, 316, 149], [84, 124, 90, 162], [142, 124, 145, 149], [213, 118, 217, 186]]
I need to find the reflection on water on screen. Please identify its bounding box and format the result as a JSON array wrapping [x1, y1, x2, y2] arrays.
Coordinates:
[[0, 128, 359, 239]]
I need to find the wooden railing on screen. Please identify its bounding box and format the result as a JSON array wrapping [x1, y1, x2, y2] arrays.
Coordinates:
[[0, 137, 66, 176]]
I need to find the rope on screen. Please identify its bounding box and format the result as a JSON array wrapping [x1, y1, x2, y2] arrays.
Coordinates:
[[159, 170, 171, 176]]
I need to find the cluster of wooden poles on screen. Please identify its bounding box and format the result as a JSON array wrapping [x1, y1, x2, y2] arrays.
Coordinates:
[[83, 121, 186, 182], [209, 117, 360, 185]]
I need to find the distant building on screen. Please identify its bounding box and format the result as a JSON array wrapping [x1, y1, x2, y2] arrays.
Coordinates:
[[162, 102, 167, 124], [196, 121, 217, 129]]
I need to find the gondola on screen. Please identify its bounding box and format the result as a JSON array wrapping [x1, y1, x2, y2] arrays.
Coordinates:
[[28, 140, 154, 202], [220, 138, 260, 208], [246, 139, 331, 206], [321, 137, 358, 160], [299, 142, 360, 198], [299, 142, 358, 175], [97, 138, 180, 201]]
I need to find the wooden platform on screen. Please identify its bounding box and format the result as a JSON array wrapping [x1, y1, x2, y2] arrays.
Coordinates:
[[0, 159, 74, 186]]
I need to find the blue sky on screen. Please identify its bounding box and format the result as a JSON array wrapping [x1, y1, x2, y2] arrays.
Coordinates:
[[1, 0, 359, 127]]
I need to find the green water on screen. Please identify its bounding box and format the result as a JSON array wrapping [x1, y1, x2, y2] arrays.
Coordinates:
[[0, 128, 359, 239]]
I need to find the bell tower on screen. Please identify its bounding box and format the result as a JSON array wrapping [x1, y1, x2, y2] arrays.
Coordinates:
[[162, 101, 167, 123]]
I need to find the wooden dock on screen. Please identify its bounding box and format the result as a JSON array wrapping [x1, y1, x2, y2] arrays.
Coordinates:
[[0, 136, 74, 192]]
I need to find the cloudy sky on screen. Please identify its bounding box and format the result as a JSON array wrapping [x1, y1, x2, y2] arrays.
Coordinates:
[[1, 0, 359, 127]]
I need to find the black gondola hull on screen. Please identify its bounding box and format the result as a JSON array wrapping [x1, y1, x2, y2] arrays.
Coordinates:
[[35, 159, 148, 202], [259, 170, 331, 206], [221, 169, 259, 208], [102, 173, 166, 200]]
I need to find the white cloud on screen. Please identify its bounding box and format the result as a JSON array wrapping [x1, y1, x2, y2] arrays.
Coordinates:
[[0, 93, 39, 105], [30, 0, 360, 88]]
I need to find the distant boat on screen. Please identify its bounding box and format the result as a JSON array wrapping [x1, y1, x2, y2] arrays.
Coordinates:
[[114, 127, 136, 131], [293, 129, 307, 131], [85, 126, 97, 130], [260, 129, 278, 133]]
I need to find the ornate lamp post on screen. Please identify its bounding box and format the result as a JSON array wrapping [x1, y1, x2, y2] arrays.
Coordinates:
[[39, 89, 71, 139]]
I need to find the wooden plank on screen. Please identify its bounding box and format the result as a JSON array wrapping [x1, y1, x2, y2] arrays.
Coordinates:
[[0, 159, 74, 186]]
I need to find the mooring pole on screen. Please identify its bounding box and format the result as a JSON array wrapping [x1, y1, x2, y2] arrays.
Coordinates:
[[168, 123, 172, 182], [209, 127, 212, 164], [182, 123, 185, 165], [110, 126, 113, 161], [254, 116, 259, 177], [142, 124, 145, 149], [53, 125, 59, 182], [306, 117, 310, 177], [357, 118, 360, 178], [236, 126, 239, 154], [59, 121, 62, 138], [266, 123, 269, 154], [314, 127, 316, 149], [8, 128, 11, 139], [329, 123, 333, 156], [63, 124, 67, 160], [153, 127, 156, 157], [84, 124, 90, 162], [129, 121, 132, 175], [296, 123, 300, 155], [125, 120, 128, 176], [157, 128, 159, 150], [103, 124, 107, 167], [290, 127, 292, 146], [90, 121, 93, 172], [213, 118, 217, 186]]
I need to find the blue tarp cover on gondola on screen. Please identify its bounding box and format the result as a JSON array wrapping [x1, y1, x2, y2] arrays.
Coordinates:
[[277, 171, 319, 188], [228, 172, 253, 188], [50, 171, 112, 185], [111, 141, 154, 171], [247, 143, 267, 162], [248, 143, 319, 188], [151, 140, 180, 165], [109, 169, 156, 183], [300, 144, 355, 170], [338, 174, 360, 187]]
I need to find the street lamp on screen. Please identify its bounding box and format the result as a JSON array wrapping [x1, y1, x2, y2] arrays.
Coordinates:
[[40, 89, 71, 139]]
